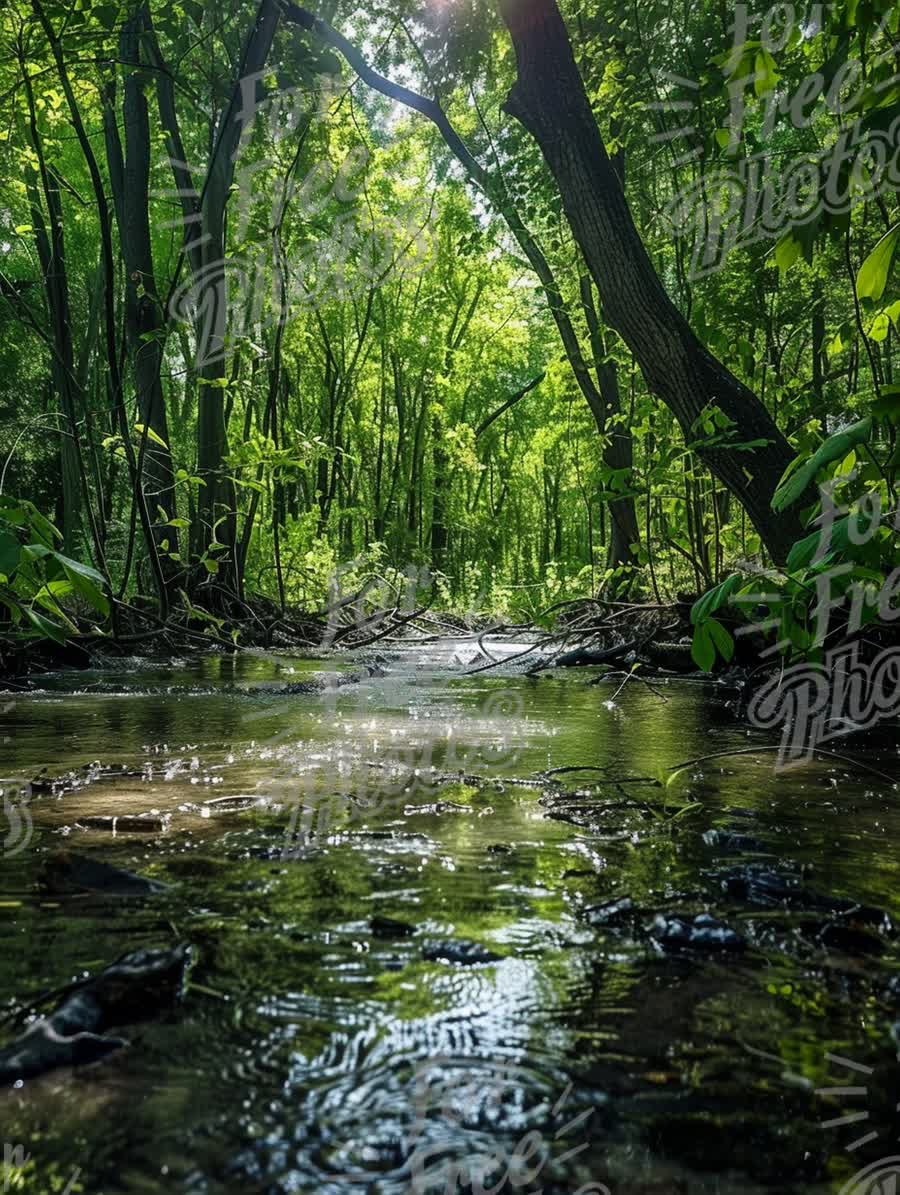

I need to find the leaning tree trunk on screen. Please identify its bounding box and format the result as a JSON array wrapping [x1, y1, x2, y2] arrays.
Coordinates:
[[496, 0, 802, 563]]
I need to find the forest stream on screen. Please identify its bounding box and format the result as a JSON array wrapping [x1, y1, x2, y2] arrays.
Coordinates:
[[2, 644, 900, 1195]]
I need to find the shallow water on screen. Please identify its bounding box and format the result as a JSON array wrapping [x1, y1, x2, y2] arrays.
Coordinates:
[[2, 643, 900, 1194]]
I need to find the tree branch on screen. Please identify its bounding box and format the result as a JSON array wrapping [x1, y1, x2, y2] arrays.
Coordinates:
[[475, 373, 545, 438]]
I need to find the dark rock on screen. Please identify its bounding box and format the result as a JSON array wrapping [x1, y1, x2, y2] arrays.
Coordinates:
[[422, 940, 501, 965], [702, 829, 767, 853], [584, 897, 636, 927], [651, 913, 746, 953], [369, 915, 416, 938]]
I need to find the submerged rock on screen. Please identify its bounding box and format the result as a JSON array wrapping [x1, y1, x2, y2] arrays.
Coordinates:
[[369, 915, 416, 938], [651, 913, 746, 953], [701, 829, 768, 853], [717, 865, 892, 930], [421, 939, 501, 965], [813, 921, 885, 956], [0, 944, 191, 1083], [584, 896, 636, 927]]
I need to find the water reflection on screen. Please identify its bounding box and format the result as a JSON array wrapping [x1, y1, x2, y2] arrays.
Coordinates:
[[1, 646, 898, 1193]]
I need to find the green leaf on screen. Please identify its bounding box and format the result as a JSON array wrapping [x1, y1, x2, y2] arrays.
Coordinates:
[[754, 48, 780, 96], [21, 502, 62, 545], [22, 605, 67, 644], [50, 551, 105, 587], [61, 563, 109, 617], [33, 579, 75, 619], [772, 418, 873, 511], [786, 508, 880, 571], [691, 623, 715, 671], [134, 423, 169, 450], [774, 232, 802, 273], [707, 617, 735, 663], [691, 573, 743, 625], [856, 224, 900, 302]]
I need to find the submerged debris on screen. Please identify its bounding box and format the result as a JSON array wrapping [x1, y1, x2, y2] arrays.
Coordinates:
[[716, 864, 893, 930], [0, 944, 191, 1083], [72, 813, 171, 835], [39, 851, 168, 896], [30, 761, 143, 796], [701, 828, 769, 853]]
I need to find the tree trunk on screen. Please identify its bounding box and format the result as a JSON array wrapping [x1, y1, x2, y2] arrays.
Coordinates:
[[579, 275, 638, 571], [189, 0, 281, 592], [103, 9, 179, 591], [496, 0, 801, 563]]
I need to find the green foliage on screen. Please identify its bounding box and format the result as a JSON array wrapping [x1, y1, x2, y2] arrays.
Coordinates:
[[0, 0, 898, 639], [771, 419, 873, 512], [692, 408, 900, 669], [0, 496, 108, 644]]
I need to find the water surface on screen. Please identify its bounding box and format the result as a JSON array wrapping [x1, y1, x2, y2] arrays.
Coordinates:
[[2, 643, 899, 1194]]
